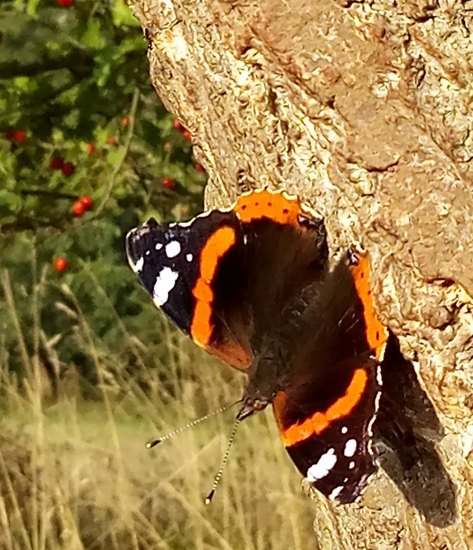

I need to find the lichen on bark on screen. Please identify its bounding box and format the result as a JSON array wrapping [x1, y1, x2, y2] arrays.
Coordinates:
[[128, 0, 472, 547]]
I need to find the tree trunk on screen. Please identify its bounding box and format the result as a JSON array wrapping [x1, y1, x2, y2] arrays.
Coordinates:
[[128, 0, 472, 547]]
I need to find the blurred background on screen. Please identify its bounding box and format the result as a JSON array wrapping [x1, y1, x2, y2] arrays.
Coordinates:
[[0, 1, 315, 548]]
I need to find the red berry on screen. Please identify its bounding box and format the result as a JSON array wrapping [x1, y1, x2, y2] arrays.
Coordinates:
[[79, 195, 93, 210], [194, 162, 206, 173], [72, 200, 86, 217], [162, 177, 175, 190], [172, 119, 184, 131], [53, 257, 68, 272], [121, 116, 130, 127], [182, 130, 192, 142], [4, 130, 26, 143], [61, 161, 75, 177], [57, 0, 74, 6], [85, 143, 95, 156], [13, 130, 26, 143], [107, 136, 117, 146], [50, 156, 64, 170]]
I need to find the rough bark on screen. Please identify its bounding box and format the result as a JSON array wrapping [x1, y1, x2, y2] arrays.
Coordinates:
[[128, 0, 473, 548]]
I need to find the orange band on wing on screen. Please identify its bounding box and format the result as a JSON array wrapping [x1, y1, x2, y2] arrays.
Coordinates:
[[275, 368, 368, 446], [350, 255, 388, 360], [190, 226, 237, 347], [235, 190, 303, 226]]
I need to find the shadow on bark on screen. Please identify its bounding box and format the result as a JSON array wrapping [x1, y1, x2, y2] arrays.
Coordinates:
[[375, 335, 456, 528]]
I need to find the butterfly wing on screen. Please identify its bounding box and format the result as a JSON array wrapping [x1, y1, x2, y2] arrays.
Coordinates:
[[212, 190, 328, 356], [126, 189, 328, 371], [267, 252, 388, 503], [273, 359, 381, 503]]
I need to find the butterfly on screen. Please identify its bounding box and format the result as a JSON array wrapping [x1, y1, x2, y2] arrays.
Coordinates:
[[126, 188, 388, 503]]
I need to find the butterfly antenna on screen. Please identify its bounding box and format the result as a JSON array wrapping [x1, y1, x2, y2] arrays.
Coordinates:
[[146, 400, 241, 449], [205, 414, 242, 504]]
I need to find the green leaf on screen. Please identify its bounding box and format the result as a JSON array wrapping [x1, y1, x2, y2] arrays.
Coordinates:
[[26, 0, 41, 17], [81, 19, 105, 50], [112, 0, 140, 28], [0, 190, 22, 214], [107, 147, 124, 167]]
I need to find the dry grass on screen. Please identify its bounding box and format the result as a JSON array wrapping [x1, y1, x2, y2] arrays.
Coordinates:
[[0, 265, 318, 550]]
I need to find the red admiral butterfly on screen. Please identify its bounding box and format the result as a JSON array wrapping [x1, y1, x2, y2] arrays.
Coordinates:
[[126, 188, 388, 504]]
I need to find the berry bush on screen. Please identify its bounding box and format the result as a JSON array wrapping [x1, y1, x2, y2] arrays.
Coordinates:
[[0, 0, 207, 395]]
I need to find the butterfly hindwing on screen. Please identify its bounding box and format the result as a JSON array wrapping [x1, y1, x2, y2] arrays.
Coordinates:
[[273, 360, 381, 504], [244, 250, 388, 503]]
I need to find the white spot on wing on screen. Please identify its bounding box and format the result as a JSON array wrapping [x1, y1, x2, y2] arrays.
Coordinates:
[[376, 364, 383, 386], [132, 257, 144, 273], [329, 486, 343, 501], [344, 439, 357, 458], [349, 461, 355, 469], [186, 253, 193, 262], [165, 241, 181, 259], [152, 267, 179, 306], [306, 448, 337, 481], [155, 243, 163, 250], [341, 426, 348, 434]]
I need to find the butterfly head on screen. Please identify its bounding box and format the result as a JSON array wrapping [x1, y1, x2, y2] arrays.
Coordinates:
[[237, 395, 270, 421]]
